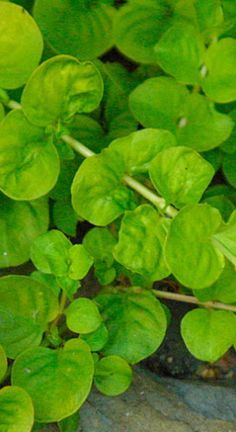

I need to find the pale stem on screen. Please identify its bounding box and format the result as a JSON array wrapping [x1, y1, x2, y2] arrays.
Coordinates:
[[153, 289, 236, 313], [7, 100, 22, 110]]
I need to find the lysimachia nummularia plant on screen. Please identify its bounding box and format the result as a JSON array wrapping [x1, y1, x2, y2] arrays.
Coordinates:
[[0, 1, 236, 430]]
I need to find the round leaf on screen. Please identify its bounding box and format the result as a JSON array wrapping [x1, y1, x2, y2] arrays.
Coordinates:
[[65, 298, 102, 334], [0, 2, 43, 89], [149, 146, 214, 208], [129, 78, 233, 151], [94, 355, 132, 396], [223, 152, 236, 188], [165, 204, 225, 289], [0, 344, 7, 383], [201, 38, 236, 103], [0, 195, 49, 268], [81, 323, 109, 352], [96, 288, 167, 364], [71, 148, 136, 226], [114, 1, 171, 64], [68, 244, 93, 280], [155, 23, 204, 84], [109, 128, 177, 175], [22, 55, 103, 127], [34, 0, 115, 60], [30, 230, 71, 277], [114, 205, 170, 281], [0, 110, 60, 200], [193, 260, 236, 304], [0, 275, 59, 358], [181, 308, 236, 362], [12, 339, 94, 422], [0, 386, 34, 432]]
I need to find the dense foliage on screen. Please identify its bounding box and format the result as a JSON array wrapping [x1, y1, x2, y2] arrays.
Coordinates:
[[0, 0, 236, 430]]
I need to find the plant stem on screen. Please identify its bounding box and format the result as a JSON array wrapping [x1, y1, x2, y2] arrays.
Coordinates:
[[6, 100, 21, 110], [62, 135, 177, 217], [152, 289, 236, 313]]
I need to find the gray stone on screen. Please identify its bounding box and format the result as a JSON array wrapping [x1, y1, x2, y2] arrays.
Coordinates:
[[79, 368, 236, 432]]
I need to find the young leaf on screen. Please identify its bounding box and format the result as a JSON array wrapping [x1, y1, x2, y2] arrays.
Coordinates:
[[81, 323, 109, 352], [34, 0, 115, 60], [155, 23, 204, 84], [0, 2, 43, 89], [65, 298, 102, 334], [181, 308, 236, 362], [201, 38, 236, 103], [94, 355, 132, 396], [22, 55, 103, 127], [149, 146, 214, 208], [212, 210, 236, 265], [0, 275, 59, 358], [0, 195, 49, 269], [0, 110, 60, 200], [129, 78, 233, 151], [165, 204, 225, 289], [30, 230, 71, 277], [53, 199, 79, 237], [68, 244, 93, 280], [71, 148, 136, 226], [109, 128, 177, 175], [0, 386, 34, 432], [114, 205, 170, 281], [193, 260, 236, 304], [0, 344, 7, 383], [96, 288, 167, 364], [12, 339, 94, 423]]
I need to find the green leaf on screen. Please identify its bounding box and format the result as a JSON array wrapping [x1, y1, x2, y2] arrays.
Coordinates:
[[0, 386, 34, 432], [68, 245, 93, 280], [56, 276, 79, 300], [114, 205, 170, 281], [0, 344, 7, 383], [212, 210, 236, 265], [176, 94, 233, 152], [0, 110, 60, 200], [83, 227, 117, 285], [30, 230, 71, 277], [129, 78, 233, 151], [114, 1, 172, 63], [155, 23, 204, 84], [223, 151, 236, 188], [194, 0, 224, 37], [58, 411, 80, 432], [165, 204, 225, 289], [203, 195, 235, 221], [30, 271, 61, 297], [65, 114, 105, 154], [22, 55, 103, 127], [34, 0, 115, 60], [0, 2, 43, 89], [201, 38, 236, 103], [220, 109, 236, 154], [0, 195, 49, 268], [149, 146, 214, 208], [94, 355, 132, 396], [96, 288, 167, 364], [12, 339, 94, 423], [109, 128, 176, 175], [65, 298, 102, 334], [71, 148, 136, 226], [193, 260, 236, 304], [0, 275, 59, 358], [181, 308, 236, 362], [81, 323, 109, 352], [129, 77, 188, 133]]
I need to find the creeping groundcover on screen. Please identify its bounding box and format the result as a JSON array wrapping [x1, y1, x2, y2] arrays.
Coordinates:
[[0, 1, 236, 430]]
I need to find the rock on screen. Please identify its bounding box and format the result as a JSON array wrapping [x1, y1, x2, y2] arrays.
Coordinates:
[[79, 367, 236, 432]]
